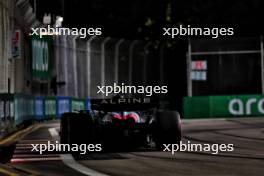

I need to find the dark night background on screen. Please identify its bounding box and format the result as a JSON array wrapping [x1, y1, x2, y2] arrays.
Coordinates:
[[29, 0, 264, 111], [30, 0, 264, 38]]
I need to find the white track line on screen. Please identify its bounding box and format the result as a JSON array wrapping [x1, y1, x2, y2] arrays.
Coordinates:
[[48, 128, 60, 141], [48, 128, 109, 176]]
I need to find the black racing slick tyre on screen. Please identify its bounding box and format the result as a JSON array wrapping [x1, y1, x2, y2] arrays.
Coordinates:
[[60, 112, 94, 145], [154, 110, 182, 150], [0, 145, 16, 163]]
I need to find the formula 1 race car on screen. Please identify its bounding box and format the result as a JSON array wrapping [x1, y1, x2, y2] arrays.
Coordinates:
[[60, 97, 181, 151]]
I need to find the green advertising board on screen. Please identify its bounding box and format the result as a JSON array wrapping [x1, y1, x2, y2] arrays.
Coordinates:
[[14, 94, 35, 125], [71, 98, 85, 112], [183, 95, 264, 118], [44, 97, 56, 119], [31, 35, 53, 79]]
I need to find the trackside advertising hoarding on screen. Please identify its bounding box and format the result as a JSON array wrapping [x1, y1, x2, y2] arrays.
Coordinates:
[[183, 95, 264, 118], [12, 95, 91, 125], [31, 35, 53, 79]]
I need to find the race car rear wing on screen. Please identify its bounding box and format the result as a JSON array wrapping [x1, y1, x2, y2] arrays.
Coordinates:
[[90, 97, 159, 111]]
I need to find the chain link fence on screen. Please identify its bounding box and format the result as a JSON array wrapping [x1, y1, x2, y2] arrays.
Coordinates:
[[187, 37, 264, 97], [54, 36, 167, 99]]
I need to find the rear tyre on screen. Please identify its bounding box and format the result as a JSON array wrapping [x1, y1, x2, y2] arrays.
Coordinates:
[[153, 110, 181, 150], [0, 145, 16, 163], [60, 112, 94, 145]]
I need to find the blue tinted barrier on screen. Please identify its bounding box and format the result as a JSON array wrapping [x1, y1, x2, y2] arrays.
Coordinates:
[[56, 96, 71, 118]]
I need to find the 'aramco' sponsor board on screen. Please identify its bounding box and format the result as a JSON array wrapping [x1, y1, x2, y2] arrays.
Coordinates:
[[183, 95, 264, 118]]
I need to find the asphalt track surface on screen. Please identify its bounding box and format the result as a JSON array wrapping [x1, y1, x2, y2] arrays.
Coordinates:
[[1, 118, 264, 176]]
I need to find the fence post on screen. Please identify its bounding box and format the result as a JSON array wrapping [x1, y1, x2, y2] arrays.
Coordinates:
[[261, 36, 264, 94], [72, 36, 79, 97], [187, 39, 192, 97], [101, 37, 111, 98], [129, 40, 138, 86], [114, 39, 124, 85], [159, 43, 165, 85], [86, 36, 97, 97], [62, 36, 68, 96], [143, 42, 151, 85], [55, 36, 59, 94]]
